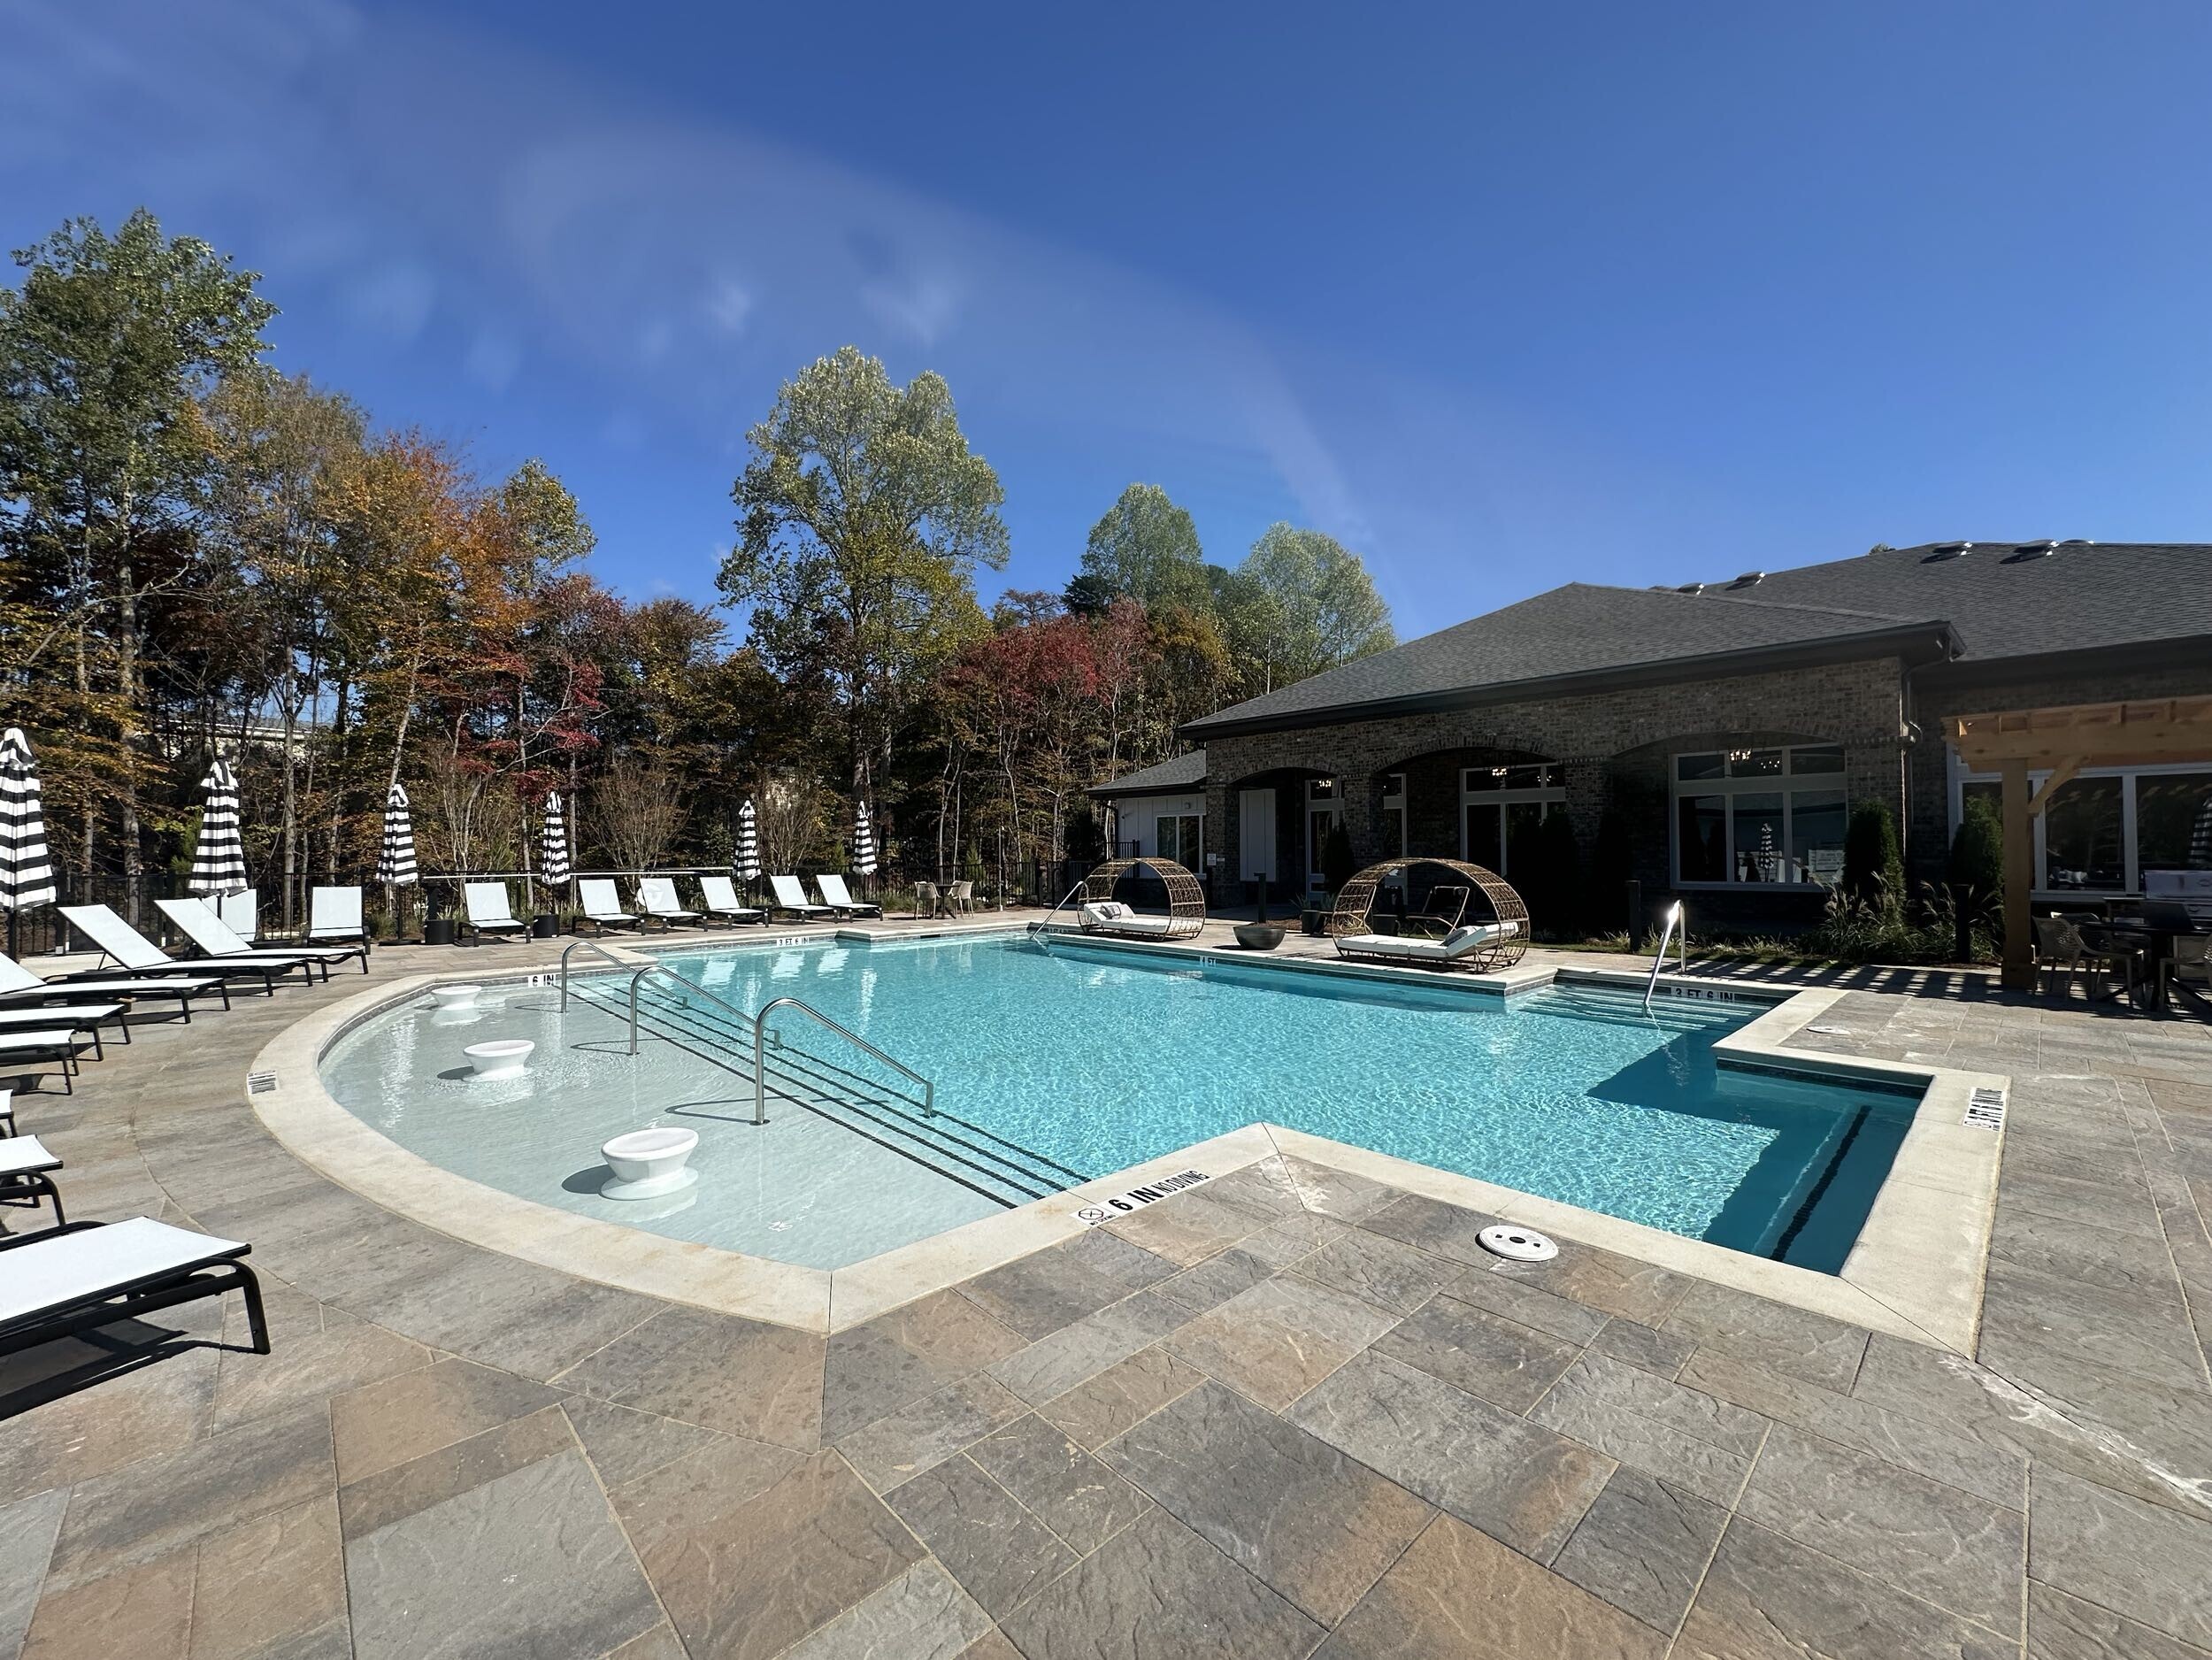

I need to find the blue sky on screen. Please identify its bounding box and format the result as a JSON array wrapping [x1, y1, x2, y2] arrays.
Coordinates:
[[4, 1, 2208, 639]]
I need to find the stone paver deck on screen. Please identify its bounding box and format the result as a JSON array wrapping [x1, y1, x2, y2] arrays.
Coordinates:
[[1, 927, 2209, 1658]]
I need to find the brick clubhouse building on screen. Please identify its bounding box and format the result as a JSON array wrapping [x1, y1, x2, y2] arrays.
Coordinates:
[[1091, 541, 2212, 928]]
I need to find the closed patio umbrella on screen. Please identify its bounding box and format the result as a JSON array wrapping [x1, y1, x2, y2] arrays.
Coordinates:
[[2193, 795, 2212, 869], [851, 801, 877, 878], [376, 782, 418, 888], [187, 758, 249, 896], [0, 727, 58, 959], [540, 791, 572, 888], [733, 798, 760, 890]]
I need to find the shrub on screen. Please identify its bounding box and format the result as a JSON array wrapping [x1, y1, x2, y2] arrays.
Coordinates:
[[1841, 799, 1902, 914], [1946, 795, 2003, 910]]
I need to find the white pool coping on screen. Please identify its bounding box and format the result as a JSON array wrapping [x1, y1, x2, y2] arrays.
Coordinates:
[[246, 927, 2002, 1347]]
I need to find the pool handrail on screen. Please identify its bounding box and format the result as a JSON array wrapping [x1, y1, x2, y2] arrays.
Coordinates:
[[1641, 901, 1688, 1010], [557, 936, 634, 1009], [1028, 880, 1092, 943], [752, 995, 933, 1129]]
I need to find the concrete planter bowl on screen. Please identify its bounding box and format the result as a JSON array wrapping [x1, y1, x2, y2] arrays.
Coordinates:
[[600, 1126, 701, 1201], [462, 1039, 534, 1079], [1233, 922, 1286, 951]]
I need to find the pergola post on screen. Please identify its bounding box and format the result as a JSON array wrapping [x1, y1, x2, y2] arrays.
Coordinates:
[[2000, 758, 2034, 990]]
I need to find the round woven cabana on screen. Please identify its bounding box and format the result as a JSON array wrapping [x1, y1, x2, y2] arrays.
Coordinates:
[[1326, 857, 1531, 971], [1078, 857, 1207, 941]]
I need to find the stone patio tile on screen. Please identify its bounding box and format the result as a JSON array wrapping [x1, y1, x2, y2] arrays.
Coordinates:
[[1498, 1243, 1694, 1327], [553, 1304, 826, 1449], [208, 1317, 430, 1434], [1680, 1348, 2028, 1508], [1738, 1425, 2024, 1633], [44, 1401, 334, 1593], [955, 1231, 1179, 1342], [1034, 1346, 1208, 1450], [1677, 1518, 2016, 1660], [1588, 1318, 1694, 1380], [1989, 1203, 2185, 1302], [965, 1414, 1151, 1554], [955, 1631, 1022, 1660], [1198, 1157, 1310, 1225], [330, 1356, 565, 1485], [1356, 1192, 1503, 1265], [347, 1448, 660, 1660], [1163, 1272, 1401, 1411], [342, 1252, 666, 1383], [338, 1405, 574, 1540], [1098, 1379, 1432, 1625], [0, 1344, 219, 1502], [1317, 1511, 1664, 1660], [1550, 1468, 1727, 1636], [1287, 1349, 1612, 1563], [984, 1292, 1188, 1406], [821, 1289, 1027, 1441], [0, 1487, 68, 1659], [1237, 1212, 1349, 1268], [604, 1625, 687, 1660], [781, 1561, 993, 1660], [835, 1372, 1030, 1494], [1659, 1280, 1870, 1392], [2001, 1169, 2166, 1239], [1152, 1247, 1277, 1318], [1103, 1188, 1273, 1267], [2026, 1580, 2212, 1660], [1444, 1260, 1613, 1345], [999, 1506, 1323, 1660], [1276, 1155, 1402, 1222], [188, 1494, 346, 1660], [1293, 1226, 1459, 1316], [1529, 1351, 1767, 1506], [1981, 1261, 2209, 1395], [2029, 1468, 2212, 1649], [1373, 1291, 1580, 1411], [559, 1394, 726, 1488], [618, 1445, 919, 1660], [20, 1545, 196, 1660], [883, 1455, 1079, 1622]]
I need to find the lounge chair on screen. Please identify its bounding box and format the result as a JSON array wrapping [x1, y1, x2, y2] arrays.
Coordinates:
[[0, 1134, 66, 1226], [307, 886, 371, 947], [0, 1216, 268, 1360], [0, 1028, 93, 1092], [576, 879, 644, 934], [462, 882, 530, 943], [1078, 900, 1179, 938], [0, 949, 227, 1020], [0, 1088, 12, 1136], [157, 898, 367, 978], [1334, 920, 1521, 970], [216, 888, 260, 941], [0, 1001, 127, 1059], [1402, 884, 1470, 940], [636, 877, 707, 930], [58, 905, 312, 996], [698, 875, 765, 926], [817, 873, 881, 918], [768, 875, 835, 921]]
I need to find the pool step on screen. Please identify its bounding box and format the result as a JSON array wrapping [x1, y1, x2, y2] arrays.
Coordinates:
[[565, 979, 1079, 1209]]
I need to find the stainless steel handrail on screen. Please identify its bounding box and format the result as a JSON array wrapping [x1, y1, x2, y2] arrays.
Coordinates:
[[557, 937, 634, 1008], [1028, 880, 1091, 941], [753, 995, 933, 1128], [623, 962, 753, 1057], [1642, 901, 1688, 1010]]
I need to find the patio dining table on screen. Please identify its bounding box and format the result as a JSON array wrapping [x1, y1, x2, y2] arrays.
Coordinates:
[[2089, 915, 2206, 1013]]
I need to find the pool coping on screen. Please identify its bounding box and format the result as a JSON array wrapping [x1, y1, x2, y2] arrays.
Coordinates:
[[246, 929, 2002, 1348]]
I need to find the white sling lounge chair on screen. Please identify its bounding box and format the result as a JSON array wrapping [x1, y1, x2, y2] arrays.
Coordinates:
[[307, 886, 370, 947], [157, 898, 368, 977], [698, 876, 765, 926], [636, 877, 707, 930], [816, 874, 881, 919], [0, 949, 227, 1020], [1078, 900, 1179, 937], [462, 882, 530, 943], [0, 1216, 268, 1360], [768, 875, 835, 921], [1332, 919, 1519, 970], [59, 905, 312, 995], [0, 1028, 94, 1093], [576, 879, 644, 934], [0, 1001, 127, 1059], [215, 888, 259, 941], [0, 1134, 66, 1226]]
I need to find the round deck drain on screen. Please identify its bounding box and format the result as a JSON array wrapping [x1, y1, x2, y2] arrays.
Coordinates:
[[1479, 1225, 1557, 1262]]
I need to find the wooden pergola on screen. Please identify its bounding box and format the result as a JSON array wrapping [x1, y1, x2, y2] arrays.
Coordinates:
[[1944, 697, 2212, 988]]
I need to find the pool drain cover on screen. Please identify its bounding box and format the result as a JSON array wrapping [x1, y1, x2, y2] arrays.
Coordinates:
[[1479, 1225, 1557, 1262]]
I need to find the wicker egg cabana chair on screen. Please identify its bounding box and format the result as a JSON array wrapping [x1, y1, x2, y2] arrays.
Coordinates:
[[1076, 857, 1208, 941], [1327, 858, 1530, 972]]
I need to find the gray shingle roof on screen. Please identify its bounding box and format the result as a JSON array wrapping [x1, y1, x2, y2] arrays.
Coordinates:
[[1183, 541, 2212, 739], [1089, 749, 1207, 797]]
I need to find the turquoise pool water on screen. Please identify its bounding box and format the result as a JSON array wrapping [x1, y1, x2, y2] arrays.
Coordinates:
[[319, 933, 1916, 1272]]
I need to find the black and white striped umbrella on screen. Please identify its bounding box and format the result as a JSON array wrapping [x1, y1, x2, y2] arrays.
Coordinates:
[[2192, 795, 2212, 869], [188, 757, 249, 896], [851, 800, 878, 876], [540, 791, 571, 887], [733, 798, 760, 880], [376, 782, 419, 888], [0, 726, 57, 916]]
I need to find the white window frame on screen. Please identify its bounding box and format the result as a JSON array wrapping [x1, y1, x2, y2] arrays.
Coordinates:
[[1380, 772, 1408, 860], [1304, 777, 1342, 889], [1669, 744, 1847, 889], [1947, 750, 2211, 897], [1459, 765, 1564, 876], [1154, 810, 1202, 871]]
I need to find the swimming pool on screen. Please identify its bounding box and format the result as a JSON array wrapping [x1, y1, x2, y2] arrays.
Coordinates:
[[318, 933, 1916, 1273]]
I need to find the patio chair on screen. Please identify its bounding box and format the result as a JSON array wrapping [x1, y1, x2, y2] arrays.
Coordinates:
[[157, 898, 368, 977], [912, 880, 939, 919], [0, 1134, 66, 1226], [575, 879, 644, 934], [817, 873, 882, 919], [0, 949, 227, 1020], [1402, 884, 1471, 940], [697, 875, 765, 926], [2165, 934, 2210, 1008], [0, 1000, 127, 1060], [462, 882, 531, 943], [0, 1216, 269, 1361], [307, 886, 370, 947], [636, 877, 708, 930], [58, 905, 312, 996], [215, 888, 259, 941], [768, 875, 835, 921], [948, 880, 973, 915], [0, 1088, 12, 1137], [1334, 919, 1521, 971], [2074, 920, 2150, 1007]]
